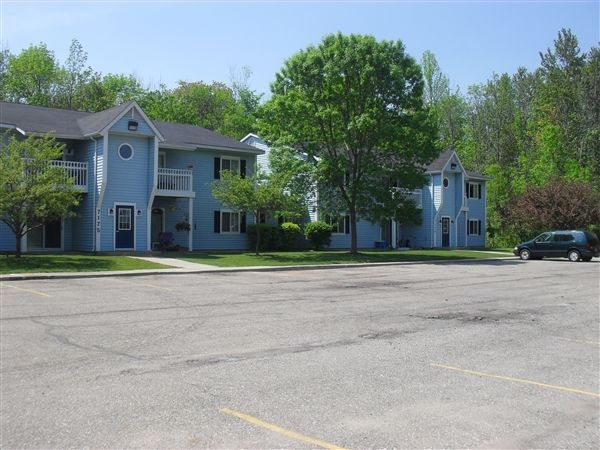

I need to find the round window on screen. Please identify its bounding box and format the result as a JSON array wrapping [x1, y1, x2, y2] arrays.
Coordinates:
[[118, 143, 134, 160], [443, 177, 449, 188]]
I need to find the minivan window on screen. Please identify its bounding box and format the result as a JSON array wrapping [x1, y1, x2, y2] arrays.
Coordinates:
[[536, 233, 551, 242], [554, 234, 573, 242]]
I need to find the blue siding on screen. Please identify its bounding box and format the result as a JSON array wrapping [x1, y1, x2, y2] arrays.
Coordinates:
[[155, 148, 257, 250], [329, 219, 381, 249], [111, 112, 155, 136], [98, 133, 153, 251], [0, 222, 14, 251]]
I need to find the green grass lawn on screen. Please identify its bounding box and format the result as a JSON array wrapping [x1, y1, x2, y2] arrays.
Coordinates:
[[0, 249, 513, 274], [0, 254, 171, 274], [179, 249, 513, 267]]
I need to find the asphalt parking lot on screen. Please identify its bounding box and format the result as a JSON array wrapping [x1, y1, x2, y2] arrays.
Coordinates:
[[1, 258, 599, 449]]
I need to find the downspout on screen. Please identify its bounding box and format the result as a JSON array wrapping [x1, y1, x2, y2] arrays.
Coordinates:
[[91, 136, 97, 252], [432, 173, 444, 248]]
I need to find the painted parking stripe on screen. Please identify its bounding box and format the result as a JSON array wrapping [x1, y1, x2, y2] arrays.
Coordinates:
[[220, 407, 347, 450], [112, 278, 171, 290], [431, 363, 600, 398], [556, 337, 600, 346], [1, 283, 51, 297]]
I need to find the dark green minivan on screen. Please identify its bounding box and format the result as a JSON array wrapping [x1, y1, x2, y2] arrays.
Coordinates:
[[513, 230, 600, 262]]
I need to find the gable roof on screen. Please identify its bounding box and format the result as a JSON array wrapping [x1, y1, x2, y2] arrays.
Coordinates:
[[426, 148, 489, 180], [0, 101, 261, 154]]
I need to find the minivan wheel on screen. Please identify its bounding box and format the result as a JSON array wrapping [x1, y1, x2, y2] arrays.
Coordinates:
[[519, 249, 532, 260], [568, 250, 581, 262]]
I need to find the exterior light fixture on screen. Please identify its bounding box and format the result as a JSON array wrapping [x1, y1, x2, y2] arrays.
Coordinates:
[[128, 120, 138, 131]]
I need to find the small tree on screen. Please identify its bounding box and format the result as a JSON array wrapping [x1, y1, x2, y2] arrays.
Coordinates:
[[211, 168, 296, 255], [304, 221, 333, 250], [0, 132, 81, 257]]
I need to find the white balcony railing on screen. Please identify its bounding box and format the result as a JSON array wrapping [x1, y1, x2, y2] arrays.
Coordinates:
[[157, 168, 193, 194], [49, 160, 88, 192]]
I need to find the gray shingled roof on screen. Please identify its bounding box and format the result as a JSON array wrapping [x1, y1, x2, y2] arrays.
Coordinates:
[[0, 101, 89, 137], [426, 148, 455, 172], [0, 101, 261, 154], [76, 102, 134, 136], [156, 120, 262, 153]]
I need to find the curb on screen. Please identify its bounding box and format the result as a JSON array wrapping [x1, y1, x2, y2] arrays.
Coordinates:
[[0, 256, 518, 281]]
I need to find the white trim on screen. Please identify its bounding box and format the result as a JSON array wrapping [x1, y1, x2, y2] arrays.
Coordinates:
[[118, 142, 134, 161], [100, 101, 165, 142]]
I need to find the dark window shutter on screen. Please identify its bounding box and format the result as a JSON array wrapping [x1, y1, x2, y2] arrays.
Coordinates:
[[478, 220, 482, 235], [214, 157, 221, 179], [345, 215, 350, 234], [240, 213, 246, 233], [240, 159, 247, 178], [478, 185, 482, 199], [465, 182, 469, 197], [214, 211, 220, 233]]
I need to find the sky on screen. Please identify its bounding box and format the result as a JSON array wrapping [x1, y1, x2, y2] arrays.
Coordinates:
[[1, 0, 598, 98]]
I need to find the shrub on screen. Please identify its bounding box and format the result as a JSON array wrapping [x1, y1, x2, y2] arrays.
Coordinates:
[[279, 222, 302, 250], [304, 221, 333, 250], [247, 224, 280, 251]]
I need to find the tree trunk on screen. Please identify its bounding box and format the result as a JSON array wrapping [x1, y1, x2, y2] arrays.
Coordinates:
[[15, 232, 22, 258], [349, 209, 358, 254]]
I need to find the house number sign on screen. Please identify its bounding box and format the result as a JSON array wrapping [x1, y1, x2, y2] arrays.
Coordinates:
[[96, 209, 101, 232]]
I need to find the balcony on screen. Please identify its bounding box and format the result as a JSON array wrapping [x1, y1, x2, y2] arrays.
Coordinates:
[[156, 168, 194, 197], [50, 160, 88, 192]]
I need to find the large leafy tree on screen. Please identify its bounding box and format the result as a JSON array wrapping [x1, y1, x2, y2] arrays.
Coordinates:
[[0, 133, 81, 257], [260, 33, 438, 253], [3, 43, 59, 106]]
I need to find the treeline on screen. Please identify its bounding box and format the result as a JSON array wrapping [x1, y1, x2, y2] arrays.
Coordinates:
[[0, 40, 261, 140], [423, 28, 599, 244], [2, 30, 598, 245]]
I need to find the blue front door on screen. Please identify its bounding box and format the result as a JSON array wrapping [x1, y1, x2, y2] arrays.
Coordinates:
[[115, 205, 135, 249], [442, 217, 450, 247]]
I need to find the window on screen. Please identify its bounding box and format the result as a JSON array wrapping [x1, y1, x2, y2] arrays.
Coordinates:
[[221, 211, 240, 233], [535, 233, 552, 242], [325, 215, 349, 234], [466, 182, 481, 199], [214, 157, 246, 179], [118, 207, 132, 230], [158, 151, 166, 168], [443, 177, 449, 188], [118, 143, 134, 160], [553, 233, 574, 242], [467, 219, 481, 235], [221, 157, 240, 174], [214, 210, 246, 233]]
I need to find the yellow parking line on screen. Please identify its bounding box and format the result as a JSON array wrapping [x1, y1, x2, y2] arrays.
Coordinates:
[[220, 407, 347, 450], [557, 337, 600, 346], [1, 283, 51, 297], [431, 363, 600, 398], [112, 278, 170, 290]]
